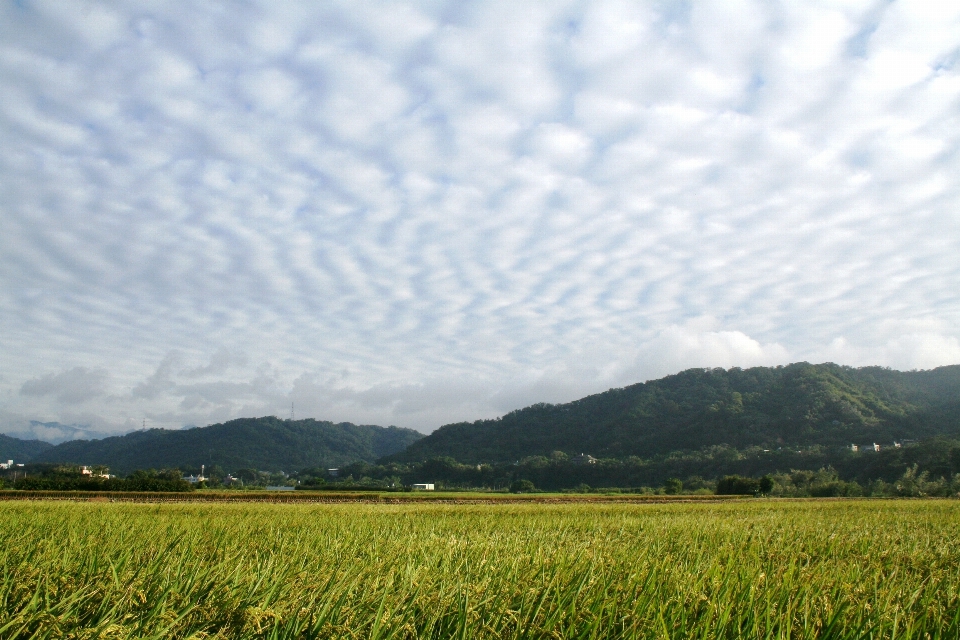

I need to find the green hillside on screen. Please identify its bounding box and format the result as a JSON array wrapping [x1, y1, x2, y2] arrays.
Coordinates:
[[387, 363, 960, 464], [34, 417, 423, 474], [0, 433, 54, 463]]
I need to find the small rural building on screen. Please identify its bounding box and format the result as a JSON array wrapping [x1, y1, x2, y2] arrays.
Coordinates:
[[572, 453, 597, 465], [327, 468, 339, 477], [411, 483, 435, 490], [80, 466, 111, 478], [0, 460, 13, 470]]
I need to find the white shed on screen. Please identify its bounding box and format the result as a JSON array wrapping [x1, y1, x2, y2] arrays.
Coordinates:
[[411, 483, 435, 490]]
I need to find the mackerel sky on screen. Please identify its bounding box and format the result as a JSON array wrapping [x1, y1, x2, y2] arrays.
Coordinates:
[[1, 1, 959, 442]]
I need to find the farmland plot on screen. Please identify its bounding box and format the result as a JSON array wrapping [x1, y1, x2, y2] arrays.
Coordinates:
[[1, 500, 959, 638]]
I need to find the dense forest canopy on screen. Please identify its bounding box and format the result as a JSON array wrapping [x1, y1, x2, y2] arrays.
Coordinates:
[[386, 363, 960, 464], [28, 417, 423, 474], [0, 433, 53, 462]]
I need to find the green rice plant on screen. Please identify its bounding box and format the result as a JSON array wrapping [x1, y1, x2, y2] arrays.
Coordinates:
[[1, 500, 958, 638]]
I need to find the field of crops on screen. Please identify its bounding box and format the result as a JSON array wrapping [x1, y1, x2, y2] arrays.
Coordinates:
[[2, 500, 959, 639]]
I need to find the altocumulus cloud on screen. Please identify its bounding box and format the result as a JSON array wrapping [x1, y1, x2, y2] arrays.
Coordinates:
[[1, 1, 959, 440], [20, 367, 109, 404]]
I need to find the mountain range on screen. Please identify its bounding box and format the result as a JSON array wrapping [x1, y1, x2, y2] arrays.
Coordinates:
[[387, 362, 960, 463], [8, 417, 423, 474], [0, 432, 53, 463], [3, 363, 959, 475]]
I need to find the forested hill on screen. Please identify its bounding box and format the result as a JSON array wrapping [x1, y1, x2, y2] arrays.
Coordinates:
[[0, 433, 54, 462], [33, 417, 423, 474], [386, 363, 960, 464]]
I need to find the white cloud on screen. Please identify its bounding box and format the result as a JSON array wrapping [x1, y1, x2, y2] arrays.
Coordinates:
[[20, 367, 109, 404], [630, 323, 790, 382], [0, 1, 958, 440]]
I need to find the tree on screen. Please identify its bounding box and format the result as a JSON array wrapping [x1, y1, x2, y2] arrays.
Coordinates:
[[716, 475, 761, 495], [663, 478, 682, 495], [509, 479, 536, 493], [235, 468, 260, 484], [758, 475, 774, 495]]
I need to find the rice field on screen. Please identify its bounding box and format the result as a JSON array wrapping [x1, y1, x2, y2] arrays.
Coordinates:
[[2, 500, 959, 639]]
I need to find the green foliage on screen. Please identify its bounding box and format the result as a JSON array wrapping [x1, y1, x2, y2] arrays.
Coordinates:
[[2, 501, 960, 637], [10, 467, 192, 492], [716, 475, 762, 495], [662, 477, 682, 494], [759, 475, 774, 495], [32, 417, 423, 474], [330, 438, 960, 494], [0, 433, 54, 462], [509, 479, 536, 493], [388, 363, 960, 464], [14, 474, 192, 492]]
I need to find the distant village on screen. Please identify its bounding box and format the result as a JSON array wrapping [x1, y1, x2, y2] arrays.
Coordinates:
[[0, 438, 936, 495], [849, 440, 917, 452]]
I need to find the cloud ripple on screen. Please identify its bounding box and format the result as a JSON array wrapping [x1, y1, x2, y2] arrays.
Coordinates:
[[0, 1, 958, 439]]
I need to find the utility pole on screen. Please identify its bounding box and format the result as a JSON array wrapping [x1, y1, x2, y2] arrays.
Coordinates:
[[291, 402, 295, 421]]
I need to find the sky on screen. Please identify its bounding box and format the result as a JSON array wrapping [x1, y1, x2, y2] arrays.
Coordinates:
[[1, 1, 959, 443]]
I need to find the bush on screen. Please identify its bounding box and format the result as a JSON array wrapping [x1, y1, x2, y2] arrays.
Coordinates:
[[509, 479, 536, 493], [809, 481, 862, 497], [14, 473, 193, 492], [663, 478, 683, 494], [716, 475, 761, 495]]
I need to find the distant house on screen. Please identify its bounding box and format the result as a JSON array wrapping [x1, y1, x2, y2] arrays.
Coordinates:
[[0, 460, 12, 470], [572, 453, 597, 465], [411, 483, 435, 490], [327, 468, 339, 477], [183, 465, 207, 483], [80, 466, 111, 478]]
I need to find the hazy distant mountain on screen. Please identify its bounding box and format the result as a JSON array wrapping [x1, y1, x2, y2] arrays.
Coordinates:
[[34, 417, 424, 474], [0, 433, 54, 463], [386, 363, 960, 464]]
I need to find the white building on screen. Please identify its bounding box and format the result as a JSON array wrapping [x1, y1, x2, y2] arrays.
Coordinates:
[[80, 466, 111, 478], [572, 453, 597, 465], [411, 483, 435, 490]]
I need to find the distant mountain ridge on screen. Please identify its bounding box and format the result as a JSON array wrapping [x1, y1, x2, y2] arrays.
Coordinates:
[[13, 363, 960, 475], [0, 433, 54, 463], [386, 363, 960, 464], [33, 417, 423, 474]]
